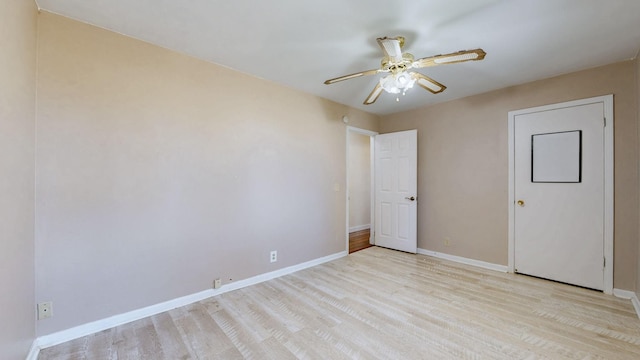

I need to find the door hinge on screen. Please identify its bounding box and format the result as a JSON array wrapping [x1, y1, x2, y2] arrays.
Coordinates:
[[603, 117, 606, 127], [603, 257, 606, 268]]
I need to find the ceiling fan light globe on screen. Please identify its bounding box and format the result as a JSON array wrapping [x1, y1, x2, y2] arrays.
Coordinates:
[[396, 72, 415, 89], [380, 75, 401, 94]]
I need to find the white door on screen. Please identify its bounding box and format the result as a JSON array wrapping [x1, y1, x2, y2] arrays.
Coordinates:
[[374, 130, 417, 253], [514, 102, 605, 290]]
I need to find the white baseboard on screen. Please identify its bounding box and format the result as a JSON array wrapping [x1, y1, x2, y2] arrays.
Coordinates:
[[349, 224, 370, 233], [25, 341, 40, 360], [35, 250, 347, 350], [417, 248, 508, 273], [613, 288, 640, 320]]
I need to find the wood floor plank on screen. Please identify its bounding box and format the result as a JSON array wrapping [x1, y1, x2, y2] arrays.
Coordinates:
[[38, 246, 640, 359], [38, 335, 88, 360], [150, 312, 191, 360], [85, 329, 115, 360], [229, 337, 290, 360], [171, 303, 239, 358], [349, 229, 372, 253], [112, 318, 141, 359]]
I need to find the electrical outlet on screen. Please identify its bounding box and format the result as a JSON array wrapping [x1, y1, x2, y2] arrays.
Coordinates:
[[38, 302, 53, 320], [270, 250, 277, 263], [444, 237, 451, 247], [213, 278, 222, 289]]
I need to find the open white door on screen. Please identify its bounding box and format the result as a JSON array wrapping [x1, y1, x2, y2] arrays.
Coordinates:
[[374, 130, 417, 253]]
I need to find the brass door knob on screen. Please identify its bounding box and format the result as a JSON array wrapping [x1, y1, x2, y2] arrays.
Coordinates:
[[517, 200, 525, 207]]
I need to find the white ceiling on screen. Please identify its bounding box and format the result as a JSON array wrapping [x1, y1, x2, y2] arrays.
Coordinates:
[[35, 0, 640, 116]]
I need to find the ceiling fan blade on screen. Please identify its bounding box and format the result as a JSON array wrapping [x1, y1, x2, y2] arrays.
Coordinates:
[[324, 69, 380, 85], [377, 36, 404, 62], [363, 83, 384, 105], [413, 49, 486, 68], [412, 72, 446, 94]]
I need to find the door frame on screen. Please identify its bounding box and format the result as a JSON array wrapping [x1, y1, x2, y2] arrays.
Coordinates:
[[508, 95, 614, 294], [346, 126, 378, 252]]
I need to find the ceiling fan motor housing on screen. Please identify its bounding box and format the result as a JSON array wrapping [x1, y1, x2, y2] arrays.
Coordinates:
[[381, 53, 415, 74]]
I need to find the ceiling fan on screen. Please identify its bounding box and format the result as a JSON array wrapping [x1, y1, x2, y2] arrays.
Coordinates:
[[324, 36, 486, 105]]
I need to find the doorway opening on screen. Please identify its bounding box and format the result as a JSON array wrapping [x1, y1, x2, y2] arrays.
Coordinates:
[[346, 126, 377, 253]]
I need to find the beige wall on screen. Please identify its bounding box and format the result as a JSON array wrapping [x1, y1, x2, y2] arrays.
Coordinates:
[[381, 61, 638, 291], [348, 132, 371, 230], [35, 12, 379, 335], [0, 0, 37, 358]]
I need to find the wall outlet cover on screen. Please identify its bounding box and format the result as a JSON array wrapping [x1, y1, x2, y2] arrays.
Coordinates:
[[38, 302, 53, 320], [213, 278, 222, 289]]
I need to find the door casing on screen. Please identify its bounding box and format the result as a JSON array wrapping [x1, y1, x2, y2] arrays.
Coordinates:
[[507, 95, 614, 294]]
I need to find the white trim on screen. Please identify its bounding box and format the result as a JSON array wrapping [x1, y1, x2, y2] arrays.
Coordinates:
[[507, 95, 614, 295], [349, 224, 370, 233], [613, 288, 635, 299], [346, 126, 378, 251], [35, 250, 347, 350], [346, 126, 378, 137], [602, 95, 614, 294], [368, 135, 375, 245], [25, 341, 40, 360], [417, 248, 508, 273], [612, 289, 640, 319], [507, 114, 515, 273]]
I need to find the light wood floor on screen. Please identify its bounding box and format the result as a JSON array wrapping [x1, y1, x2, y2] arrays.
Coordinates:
[[39, 247, 640, 359], [348, 229, 372, 254]]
